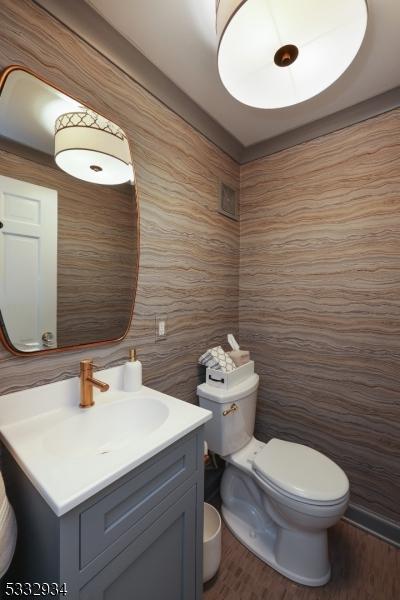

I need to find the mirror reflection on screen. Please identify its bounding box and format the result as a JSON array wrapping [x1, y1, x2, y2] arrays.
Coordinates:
[[0, 68, 138, 353]]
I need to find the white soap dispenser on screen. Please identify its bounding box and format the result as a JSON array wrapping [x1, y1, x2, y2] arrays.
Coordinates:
[[123, 348, 142, 392]]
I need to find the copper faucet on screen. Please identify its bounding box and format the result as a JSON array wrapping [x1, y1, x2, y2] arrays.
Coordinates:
[[80, 359, 109, 408]]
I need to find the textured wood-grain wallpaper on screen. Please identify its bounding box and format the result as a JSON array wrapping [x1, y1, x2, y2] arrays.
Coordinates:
[[240, 109, 400, 523], [0, 0, 239, 401]]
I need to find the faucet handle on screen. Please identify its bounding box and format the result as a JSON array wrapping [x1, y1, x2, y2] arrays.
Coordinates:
[[80, 359, 101, 376], [80, 359, 93, 370], [80, 359, 101, 369]]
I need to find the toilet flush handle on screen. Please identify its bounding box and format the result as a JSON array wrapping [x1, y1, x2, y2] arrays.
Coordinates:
[[223, 403, 238, 416]]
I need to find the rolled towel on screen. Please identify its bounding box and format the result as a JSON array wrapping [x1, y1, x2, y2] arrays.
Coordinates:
[[199, 346, 236, 372], [0, 473, 17, 578], [198, 349, 221, 370]]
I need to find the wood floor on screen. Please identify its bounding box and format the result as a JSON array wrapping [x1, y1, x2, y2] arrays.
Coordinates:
[[203, 521, 400, 600]]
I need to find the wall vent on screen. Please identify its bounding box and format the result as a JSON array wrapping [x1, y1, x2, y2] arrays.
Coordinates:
[[219, 182, 239, 221]]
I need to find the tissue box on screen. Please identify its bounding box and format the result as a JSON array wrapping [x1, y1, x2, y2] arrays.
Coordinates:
[[228, 350, 250, 367], [205, 361, 254, 390]]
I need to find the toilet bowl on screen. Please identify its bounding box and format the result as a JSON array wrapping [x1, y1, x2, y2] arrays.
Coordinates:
[[197, 368, 349, 587]]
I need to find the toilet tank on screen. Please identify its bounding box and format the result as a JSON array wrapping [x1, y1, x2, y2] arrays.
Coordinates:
[[197, 373, 259, 457]]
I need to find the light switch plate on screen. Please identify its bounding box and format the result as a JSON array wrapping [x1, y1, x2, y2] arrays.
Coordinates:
[[155, 315, 167, 341]]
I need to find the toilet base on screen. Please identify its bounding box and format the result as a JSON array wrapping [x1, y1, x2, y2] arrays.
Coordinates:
[[222, 505, 331, 587]]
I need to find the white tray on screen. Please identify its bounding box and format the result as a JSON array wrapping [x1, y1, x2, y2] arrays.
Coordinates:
[[205, 361, 254, 390]]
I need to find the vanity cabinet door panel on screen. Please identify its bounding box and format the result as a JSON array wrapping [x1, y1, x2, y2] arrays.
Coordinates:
[[79, 486, 197, 600], [80, 434, 196, 568]]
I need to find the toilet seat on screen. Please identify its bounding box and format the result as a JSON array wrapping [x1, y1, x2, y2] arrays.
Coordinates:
[[252, 438, 349, 504], [253, 470, 349, 511]]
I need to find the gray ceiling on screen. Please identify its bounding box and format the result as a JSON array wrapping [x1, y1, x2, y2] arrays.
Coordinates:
[[34, 0, 400, 162], [86, 0, 400, 146]]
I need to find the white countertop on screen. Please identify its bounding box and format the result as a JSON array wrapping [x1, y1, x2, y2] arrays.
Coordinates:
[[0, 366, 211, 516]]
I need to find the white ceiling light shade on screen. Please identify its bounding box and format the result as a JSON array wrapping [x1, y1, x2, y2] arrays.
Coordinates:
[[54, 109, 134, 185], [216, 0, 368, 109]]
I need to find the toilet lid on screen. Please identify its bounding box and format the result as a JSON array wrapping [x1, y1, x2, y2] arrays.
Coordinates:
[[252, 439, 349, 503]]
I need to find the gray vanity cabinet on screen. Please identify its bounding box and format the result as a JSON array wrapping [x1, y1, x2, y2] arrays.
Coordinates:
[[79, 487, 196, 600], [2, 429, 205, 600]]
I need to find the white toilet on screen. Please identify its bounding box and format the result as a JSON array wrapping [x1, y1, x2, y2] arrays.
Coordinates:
[[197, 367, 349, 587]]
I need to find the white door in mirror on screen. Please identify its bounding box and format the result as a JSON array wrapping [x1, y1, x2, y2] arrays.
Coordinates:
[[0, 175, 57, 351]]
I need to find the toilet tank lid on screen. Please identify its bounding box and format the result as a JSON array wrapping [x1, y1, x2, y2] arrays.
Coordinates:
[[197, 374, 259, 403], [253, 439, 349, 502]]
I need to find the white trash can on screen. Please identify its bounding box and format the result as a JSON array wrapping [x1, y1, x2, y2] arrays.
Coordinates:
[[203, 503, 222, 583]]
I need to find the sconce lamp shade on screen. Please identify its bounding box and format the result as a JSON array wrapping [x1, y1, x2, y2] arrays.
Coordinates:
[[55, 110, 134, 185], [216, 0, 368, 109]]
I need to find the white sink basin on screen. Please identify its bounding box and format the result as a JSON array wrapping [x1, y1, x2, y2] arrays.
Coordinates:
[[44, 396, 169, 458], [0, 365, 212, 516]]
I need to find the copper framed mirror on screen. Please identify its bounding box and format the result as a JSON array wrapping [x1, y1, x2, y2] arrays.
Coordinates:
[[0, 66, 139, 355]]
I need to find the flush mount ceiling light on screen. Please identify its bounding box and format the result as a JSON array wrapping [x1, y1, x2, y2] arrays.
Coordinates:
[[54, 109, 134, 185], [216, 0, 368, 109]]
